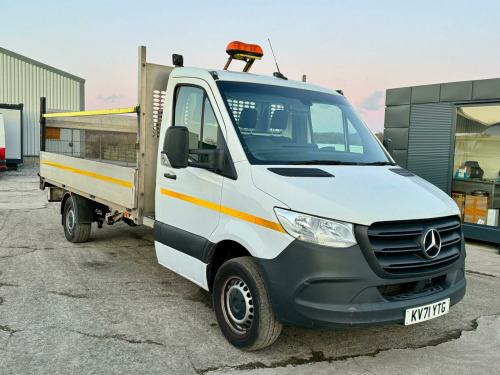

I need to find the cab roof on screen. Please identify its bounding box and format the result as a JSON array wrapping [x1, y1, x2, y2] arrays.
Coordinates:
[[169, 67, 341, 96]]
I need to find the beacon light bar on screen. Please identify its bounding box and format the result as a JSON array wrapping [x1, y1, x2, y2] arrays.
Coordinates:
[[223, 41, 263, 73], [226, 41, 263, 58]]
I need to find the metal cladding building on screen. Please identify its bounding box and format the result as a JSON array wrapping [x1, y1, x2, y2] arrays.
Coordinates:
[[0, 47, 84, 156], [384, 79, 500, 246]]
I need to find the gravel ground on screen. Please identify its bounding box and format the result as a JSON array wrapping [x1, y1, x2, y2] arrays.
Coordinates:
[[0, 165, 499, 375]]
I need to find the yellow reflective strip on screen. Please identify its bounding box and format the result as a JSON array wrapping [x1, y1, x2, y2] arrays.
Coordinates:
[[41, 161, 133, 188], [43, 106, 139, 118], [220, 206, 285, 232], [160, 188, 285, 233], [160, 188, 220, 212]]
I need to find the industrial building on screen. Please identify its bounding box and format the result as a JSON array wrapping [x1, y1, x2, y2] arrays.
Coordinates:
[[0, 47, 84, 158], [384, 79, 500, 245]]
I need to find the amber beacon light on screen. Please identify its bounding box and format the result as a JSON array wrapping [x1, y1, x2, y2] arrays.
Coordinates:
[[223, 41, 263, 73]]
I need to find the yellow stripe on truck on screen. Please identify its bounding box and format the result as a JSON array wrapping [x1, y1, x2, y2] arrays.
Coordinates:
[[160, 188, 286, 233], [41, 161, 133, 188]]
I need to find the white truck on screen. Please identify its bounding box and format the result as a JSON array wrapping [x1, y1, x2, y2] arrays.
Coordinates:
[[40, 44, 466, 350]]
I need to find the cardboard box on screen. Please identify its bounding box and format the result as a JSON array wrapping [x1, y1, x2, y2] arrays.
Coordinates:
[[487, 209, 499, 226], [451, 191, 466, 221], [455, 167, 468, 179], [464, 195, 490, 224], [459, 165, 471, 175]]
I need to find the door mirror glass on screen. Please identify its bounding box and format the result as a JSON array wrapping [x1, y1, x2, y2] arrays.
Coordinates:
[[164, 126, 189, 168]]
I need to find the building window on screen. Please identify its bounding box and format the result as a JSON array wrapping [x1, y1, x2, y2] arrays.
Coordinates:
[[451, 105, 500, 227]]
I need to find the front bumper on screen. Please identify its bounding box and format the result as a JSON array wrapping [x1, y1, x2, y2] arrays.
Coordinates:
[[257, 239, 466, 329]]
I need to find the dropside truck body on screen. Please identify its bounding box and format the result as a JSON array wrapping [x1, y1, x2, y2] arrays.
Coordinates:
[[40, 46, 466, 350]]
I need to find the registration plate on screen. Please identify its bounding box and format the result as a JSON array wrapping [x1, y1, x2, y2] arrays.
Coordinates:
[[404, 298, 450, 325]]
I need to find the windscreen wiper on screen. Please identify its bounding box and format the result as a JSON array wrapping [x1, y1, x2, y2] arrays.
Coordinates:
[[361, 161, 397, 166], [288, 160, 360, 165]]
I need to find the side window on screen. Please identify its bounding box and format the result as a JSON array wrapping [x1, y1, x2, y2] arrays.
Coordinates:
[[172, 85, 220, 163], [310, 103, 345, 151], [202, 97, 219, 149], [347, 119, 363, 154]]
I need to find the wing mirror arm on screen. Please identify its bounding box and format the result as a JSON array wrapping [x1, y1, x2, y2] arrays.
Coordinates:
[[162, 126, 224, 172], [383, 138, 393, 156], [189, 149, 224, 172]]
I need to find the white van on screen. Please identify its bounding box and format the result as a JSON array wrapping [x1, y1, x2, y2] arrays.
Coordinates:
[[0, 114, 7, 171], [40, 45, 466, 351]]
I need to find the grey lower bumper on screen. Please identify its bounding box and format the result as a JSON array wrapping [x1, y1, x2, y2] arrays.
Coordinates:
[[257, 240, 466, 329]]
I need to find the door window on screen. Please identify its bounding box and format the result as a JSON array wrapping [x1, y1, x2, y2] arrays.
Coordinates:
[[173, 86, 220, 161], [311, 103, 345, 151], [202, 97, 219, 149], [347, 119, 363, 154]]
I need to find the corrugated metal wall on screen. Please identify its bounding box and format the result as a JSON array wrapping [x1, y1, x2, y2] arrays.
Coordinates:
[[407, 103, 453, 192], [386, 78, 500, 193], [0, 47, 84, 156]]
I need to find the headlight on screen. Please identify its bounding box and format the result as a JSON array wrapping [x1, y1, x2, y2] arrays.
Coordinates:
[[274, 208, 357, 248]]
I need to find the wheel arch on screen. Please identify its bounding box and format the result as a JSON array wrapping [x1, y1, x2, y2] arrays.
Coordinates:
[[61, 192, 94, 225], [206, 240, 252, 292]]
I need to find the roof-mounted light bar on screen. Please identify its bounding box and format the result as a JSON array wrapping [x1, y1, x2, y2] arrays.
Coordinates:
[[223, 41, 263, 73]]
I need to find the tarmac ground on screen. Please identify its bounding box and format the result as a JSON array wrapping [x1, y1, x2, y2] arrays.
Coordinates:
[[0, 166, 499, 374]]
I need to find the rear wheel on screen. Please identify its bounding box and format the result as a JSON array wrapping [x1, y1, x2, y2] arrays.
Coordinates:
[[213, 257, 282, 351], [63, 198, 91, 243]]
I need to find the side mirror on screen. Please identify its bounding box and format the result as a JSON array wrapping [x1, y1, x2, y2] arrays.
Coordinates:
[[383, 138, 393, 156], [163, 126, 189, 168]]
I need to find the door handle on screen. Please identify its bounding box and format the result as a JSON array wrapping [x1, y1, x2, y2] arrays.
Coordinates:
[[164, 172, 177, 180]]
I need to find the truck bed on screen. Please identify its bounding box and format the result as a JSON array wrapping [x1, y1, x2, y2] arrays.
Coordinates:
[[40, 151, 137, 210], [39, 46, 173, 224]]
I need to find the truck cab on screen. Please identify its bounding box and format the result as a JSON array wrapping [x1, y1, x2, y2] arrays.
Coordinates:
[[154, 67, 465, 349]]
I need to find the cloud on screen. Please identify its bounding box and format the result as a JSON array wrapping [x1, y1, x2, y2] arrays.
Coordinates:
[[96, 94, 125, 103], [356, 91, 385, 113]]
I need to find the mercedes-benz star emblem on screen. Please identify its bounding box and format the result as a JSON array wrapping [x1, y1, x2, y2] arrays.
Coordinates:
[[421, 228, 442, 259]]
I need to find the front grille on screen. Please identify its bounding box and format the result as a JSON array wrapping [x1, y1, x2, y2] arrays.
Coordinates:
[[366, 216, 462, 276]]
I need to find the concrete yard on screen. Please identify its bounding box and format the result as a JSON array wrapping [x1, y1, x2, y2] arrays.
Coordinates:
[[0, 166, 499, 375]]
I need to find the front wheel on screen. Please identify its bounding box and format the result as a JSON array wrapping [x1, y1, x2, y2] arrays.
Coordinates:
[[63, 198, 91, 243], [213, 257, 282, 351]]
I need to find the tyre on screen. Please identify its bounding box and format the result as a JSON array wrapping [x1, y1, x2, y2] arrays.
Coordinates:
[[62, 198, 91, 243], [213, 256, 282, 351]]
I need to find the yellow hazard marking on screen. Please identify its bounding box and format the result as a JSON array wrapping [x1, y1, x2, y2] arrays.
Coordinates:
[[43, 105, 139, 118], [41, 161, 133, 188], [160, 188, 285, 233]]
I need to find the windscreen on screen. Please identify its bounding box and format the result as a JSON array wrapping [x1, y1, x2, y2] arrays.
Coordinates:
[[217, 81, 391, 165]]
